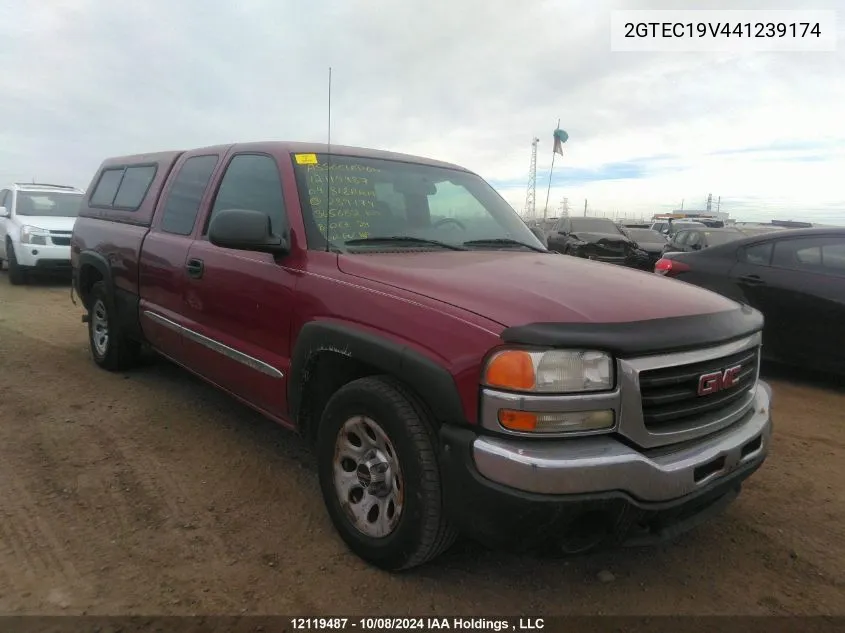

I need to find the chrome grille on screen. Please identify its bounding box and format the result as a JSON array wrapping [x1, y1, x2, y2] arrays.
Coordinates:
[[639, 346, 759, 429], [616, 333, 762, 449]]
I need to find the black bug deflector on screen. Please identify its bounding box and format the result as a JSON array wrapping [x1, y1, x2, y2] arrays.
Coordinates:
[[500, 304, 764, 357]]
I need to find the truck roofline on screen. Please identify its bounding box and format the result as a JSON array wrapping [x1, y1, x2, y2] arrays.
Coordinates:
[[94, 142, 472, 173]]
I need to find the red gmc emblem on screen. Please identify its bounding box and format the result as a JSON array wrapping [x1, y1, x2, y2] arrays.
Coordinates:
[[697, 365, 743, 396]]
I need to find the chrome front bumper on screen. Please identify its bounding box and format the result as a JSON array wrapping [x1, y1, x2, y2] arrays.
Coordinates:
[[472, 380, 772, 503]]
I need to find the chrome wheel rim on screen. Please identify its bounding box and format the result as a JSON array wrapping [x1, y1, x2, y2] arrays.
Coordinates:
[[92, 299, 109, 356], [333, 415, 404, 538]]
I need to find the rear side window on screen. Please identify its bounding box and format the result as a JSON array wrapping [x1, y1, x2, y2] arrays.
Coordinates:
[[772, 236, 845, 276], [160, 155, 219, 236], [113, 166, 156, 208], [205, 154, 286, 234], [89, 164, 157, 210], [90, 169, 124, 206], [741, 242, 774, 265]]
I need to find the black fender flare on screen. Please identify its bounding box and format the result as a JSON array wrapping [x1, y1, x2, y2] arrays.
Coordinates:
[[288, 321, 467, 426], [75, 250, 114, 305]]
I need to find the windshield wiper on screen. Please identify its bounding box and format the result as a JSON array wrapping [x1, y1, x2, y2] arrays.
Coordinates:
[[462, 238, 547, 252], [344, 236, 469, 251]]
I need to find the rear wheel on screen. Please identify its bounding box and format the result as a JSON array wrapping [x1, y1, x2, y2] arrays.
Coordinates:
[[87, 281, 141, 371], [7, 242, 26, 285], [316, 376, 457, 571]]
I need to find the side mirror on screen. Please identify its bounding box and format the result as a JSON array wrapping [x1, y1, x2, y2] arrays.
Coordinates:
[[0, 206, 8, 218], [208, 209, 289, 255]]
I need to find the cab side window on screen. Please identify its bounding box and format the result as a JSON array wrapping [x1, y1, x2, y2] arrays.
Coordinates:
[[205, 154, 286, 235], [673, 230, 689, 246]]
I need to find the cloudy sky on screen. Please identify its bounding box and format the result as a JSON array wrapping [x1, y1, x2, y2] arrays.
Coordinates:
[[1, 0, 843, 223]]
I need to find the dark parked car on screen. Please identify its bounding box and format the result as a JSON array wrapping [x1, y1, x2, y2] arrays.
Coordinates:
[[654, 227, 845, 375], [547, 216, 649, 267], [663, 227, 747, 255], [621, 227, 668, 267]]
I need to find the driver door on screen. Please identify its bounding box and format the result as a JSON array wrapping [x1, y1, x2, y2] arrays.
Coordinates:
[[181, 151, 296, 419]]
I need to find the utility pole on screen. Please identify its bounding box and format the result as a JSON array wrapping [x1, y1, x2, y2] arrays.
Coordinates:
[[523, 137, 539, 220], [583, 199, 588, 217]]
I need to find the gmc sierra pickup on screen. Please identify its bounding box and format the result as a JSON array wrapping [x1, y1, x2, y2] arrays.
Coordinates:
[[71, 141, 772, 571]]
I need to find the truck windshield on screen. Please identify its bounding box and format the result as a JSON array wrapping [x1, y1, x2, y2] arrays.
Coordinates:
[[15, 191, 83, 217], [291, 153, 545, 252]]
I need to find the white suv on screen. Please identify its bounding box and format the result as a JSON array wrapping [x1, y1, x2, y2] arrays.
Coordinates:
[[0, 183, 85, 285]]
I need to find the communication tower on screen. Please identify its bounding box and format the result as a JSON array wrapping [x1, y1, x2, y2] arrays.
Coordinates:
[[523, 137, 539, 219]]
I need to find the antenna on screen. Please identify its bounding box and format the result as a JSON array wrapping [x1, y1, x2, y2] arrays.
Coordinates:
[[325, 67, 332, 252]]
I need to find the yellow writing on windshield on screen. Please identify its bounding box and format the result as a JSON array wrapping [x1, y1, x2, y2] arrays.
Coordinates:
[[306, 163, 380, 173]]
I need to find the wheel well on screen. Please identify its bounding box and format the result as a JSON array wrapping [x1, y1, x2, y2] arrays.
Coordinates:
[[78, 264, 104, 309], [297, 351, 439, 445], [297, 352, 378, 444]]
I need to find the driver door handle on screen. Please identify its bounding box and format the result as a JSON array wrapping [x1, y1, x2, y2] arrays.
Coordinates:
[[186, 258, 204, 279]]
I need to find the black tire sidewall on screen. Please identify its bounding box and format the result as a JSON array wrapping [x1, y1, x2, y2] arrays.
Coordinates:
[[7, 242, 25, 284], [316, 379, 439, 569]]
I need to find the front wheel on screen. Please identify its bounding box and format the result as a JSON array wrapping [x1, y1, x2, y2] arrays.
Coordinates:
[[7, 243, 27, 285], [316, 376, 457, 571]]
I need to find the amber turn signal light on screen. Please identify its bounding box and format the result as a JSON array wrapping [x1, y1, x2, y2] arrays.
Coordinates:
[[484, 350, 536, 391]]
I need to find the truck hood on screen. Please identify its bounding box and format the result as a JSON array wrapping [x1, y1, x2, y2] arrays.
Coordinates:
[[14, 216, 77, 232], [337, 251, 740, 327]]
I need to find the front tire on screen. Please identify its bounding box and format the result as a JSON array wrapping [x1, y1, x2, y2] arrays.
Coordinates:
[[7, 242, 26, 285], [316, 376, 457, 571], [87, 281, 141, 371]]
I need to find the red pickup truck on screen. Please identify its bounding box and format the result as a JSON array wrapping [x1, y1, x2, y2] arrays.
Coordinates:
[[71, 141, 772, 570]]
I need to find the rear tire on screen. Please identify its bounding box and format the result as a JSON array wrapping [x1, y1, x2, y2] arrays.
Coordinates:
[[87, 280, 141, 371], [316, 376, 457, 571], [7, 242, 26, 285]]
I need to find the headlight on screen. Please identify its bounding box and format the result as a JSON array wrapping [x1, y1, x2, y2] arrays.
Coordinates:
[[20, 225, 48, 245], [483, 349, 613, 393]]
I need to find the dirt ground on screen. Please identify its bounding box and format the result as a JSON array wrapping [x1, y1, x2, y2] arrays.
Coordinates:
[[0, 274, 843, 617]]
